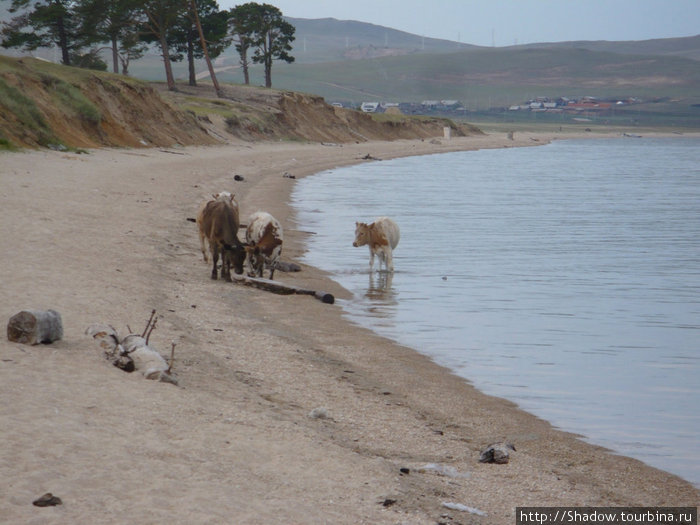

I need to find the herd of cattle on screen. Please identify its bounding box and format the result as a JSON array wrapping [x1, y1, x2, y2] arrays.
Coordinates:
[[196, 191, 400, 281]]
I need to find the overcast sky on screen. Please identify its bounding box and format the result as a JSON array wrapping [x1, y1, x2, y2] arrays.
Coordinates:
[[219, 0, 700, 47]]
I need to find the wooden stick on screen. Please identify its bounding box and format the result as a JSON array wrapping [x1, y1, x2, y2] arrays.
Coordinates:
[[167, 342, 176, 374], [142, 309, 157, 337], [231, 275, 334, 304], [145, 316, 158, 344]]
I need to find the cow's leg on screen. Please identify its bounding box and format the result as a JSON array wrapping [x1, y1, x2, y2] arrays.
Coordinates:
[[368, 249, 375, 272], [384, 247, 394, 272], [199, 231, 208, 262], [222, 249, 232, 282], [211, 244, 219, 280]]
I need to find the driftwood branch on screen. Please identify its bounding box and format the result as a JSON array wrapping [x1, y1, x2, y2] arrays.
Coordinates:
[[86, 323, 178, 385], [167, 342, 176, 374], [145, 316, 158, 344], [231, 275, 334, 304], [142, 309, 157, 337]]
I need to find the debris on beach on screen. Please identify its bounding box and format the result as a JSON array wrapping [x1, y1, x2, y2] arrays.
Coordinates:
[[308, 407, 329, 419], [479, 442, 516, 464], [275, 261, 302, 273], [7, 309, 63, 345], [86, 310, 178, 385], [416, 462, 470, 479], [442, 501, 486, 516], [33, 493, 62, 507]]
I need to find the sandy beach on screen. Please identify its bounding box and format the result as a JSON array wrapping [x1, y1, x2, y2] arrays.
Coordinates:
[[1, 133, 697, 524]]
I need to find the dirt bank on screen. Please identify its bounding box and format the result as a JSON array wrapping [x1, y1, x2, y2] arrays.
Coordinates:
[[0, 56, 480, 150]]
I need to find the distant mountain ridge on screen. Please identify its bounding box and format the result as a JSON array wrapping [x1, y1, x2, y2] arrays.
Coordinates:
[[285, 17, 699, 63], [512, 34, 700, 61], [285, 17, 476, 63]]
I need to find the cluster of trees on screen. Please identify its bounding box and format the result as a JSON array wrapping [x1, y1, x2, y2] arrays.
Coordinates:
[[0, 0, 295, 91]]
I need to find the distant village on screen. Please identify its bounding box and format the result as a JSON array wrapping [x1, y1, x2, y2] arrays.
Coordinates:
[[343, 96, 646, 117]]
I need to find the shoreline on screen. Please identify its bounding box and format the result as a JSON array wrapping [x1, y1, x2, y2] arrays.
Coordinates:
[[1, 132, 697, 524]]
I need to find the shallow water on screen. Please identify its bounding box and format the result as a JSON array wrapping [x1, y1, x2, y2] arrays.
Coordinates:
[[291, 137, 700, 486]]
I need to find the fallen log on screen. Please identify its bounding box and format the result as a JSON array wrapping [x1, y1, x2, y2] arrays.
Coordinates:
[[7, 309, 63, 345], [85, 323, 178, 384], [231, 275, 334, 304]]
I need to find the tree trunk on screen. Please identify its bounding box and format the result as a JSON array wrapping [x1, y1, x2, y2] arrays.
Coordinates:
[[241, 52, 250, 84], [187, 37, 196, 86], [264, 34, 272, 88], [190, 0, 221, 97], [56, 15, 71, 65], [159, 34, 176, 90], [7, 309, 63, 345], [111, 35, 119, 74]]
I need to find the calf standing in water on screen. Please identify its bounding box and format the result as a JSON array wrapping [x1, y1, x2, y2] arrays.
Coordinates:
[[353, 217, 400, 272]]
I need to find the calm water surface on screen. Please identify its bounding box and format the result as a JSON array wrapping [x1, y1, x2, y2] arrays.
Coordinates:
[[291, 137, 700, 486]]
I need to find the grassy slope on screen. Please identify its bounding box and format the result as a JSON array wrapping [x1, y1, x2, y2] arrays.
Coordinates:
[[0, 55, 481, 150]]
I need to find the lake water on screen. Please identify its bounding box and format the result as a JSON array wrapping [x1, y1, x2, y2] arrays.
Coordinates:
[[291, 137, 700, 487]]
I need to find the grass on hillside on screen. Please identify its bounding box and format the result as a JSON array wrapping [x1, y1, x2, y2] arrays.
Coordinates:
[[0, 76, 60, 149], [0, 55, 144, 149]]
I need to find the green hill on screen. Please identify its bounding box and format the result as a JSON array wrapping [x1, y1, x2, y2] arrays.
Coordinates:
[[216, 45, 700, 107], [2, 10, 698, 126]]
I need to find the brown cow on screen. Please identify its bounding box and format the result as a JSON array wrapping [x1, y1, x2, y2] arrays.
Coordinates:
[[196, 192, 245, 281]]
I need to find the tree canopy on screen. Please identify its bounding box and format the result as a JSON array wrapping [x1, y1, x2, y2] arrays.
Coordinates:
[[229, 2, 294, 88], [1, 1, 296, 89]]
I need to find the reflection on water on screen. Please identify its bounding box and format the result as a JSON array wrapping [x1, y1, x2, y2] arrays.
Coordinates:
[[293, 137, 700, 487], [365, 271, 395, 301]]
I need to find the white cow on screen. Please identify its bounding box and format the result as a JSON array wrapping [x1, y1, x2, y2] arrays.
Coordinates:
[[353, 217, 400, 272], [245, 211, 283, 279]]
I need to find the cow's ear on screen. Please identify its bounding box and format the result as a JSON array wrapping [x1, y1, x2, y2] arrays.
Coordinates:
[[212, 193, 218, 199]]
